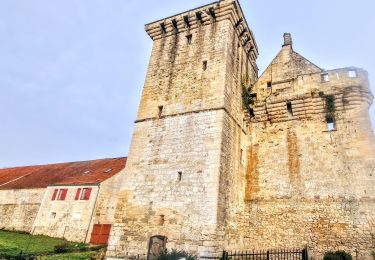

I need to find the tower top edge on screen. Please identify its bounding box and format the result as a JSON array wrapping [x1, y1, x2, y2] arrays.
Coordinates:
[[144, 0, 258, 55]]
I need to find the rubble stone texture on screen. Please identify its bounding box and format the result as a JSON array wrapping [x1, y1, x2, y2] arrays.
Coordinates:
[[107, 0, 375, 259]]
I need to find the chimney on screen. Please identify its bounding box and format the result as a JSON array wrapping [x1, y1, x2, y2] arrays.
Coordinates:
[[283, 33, 292, 47]]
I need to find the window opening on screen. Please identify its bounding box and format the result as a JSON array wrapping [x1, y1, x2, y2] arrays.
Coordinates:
[[287, 102, 293, 118], [326, 117, 335, 131], [203, 61, 207, 71], [186, 34, 192, 45], [158, 106, 163, 118], [321, 73, 329, 82], [177, 172, 182, 182], [348, 69, 357, 78]]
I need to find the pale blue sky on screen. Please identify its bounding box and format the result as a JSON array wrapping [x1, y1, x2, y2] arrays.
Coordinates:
[[0, 0, 374, 167]]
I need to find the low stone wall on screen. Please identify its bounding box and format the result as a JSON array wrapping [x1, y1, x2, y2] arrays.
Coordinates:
[[0, 188, 45, 232]]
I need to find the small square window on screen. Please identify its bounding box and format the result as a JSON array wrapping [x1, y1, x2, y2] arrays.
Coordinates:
[[326, 117, 335, 131], [348, 70, 357, 78], [267, 81, 272, 88], [321, 73, 329, 82], [250, 93, 257, 100], [72, 212, 81, 221], [50, 212, 56, 219]]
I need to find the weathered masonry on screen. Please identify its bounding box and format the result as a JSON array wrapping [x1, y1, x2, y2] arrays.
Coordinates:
[[107, 0, 257, 258], [107, 0, 375, 259], [0, 0, 374, 259]]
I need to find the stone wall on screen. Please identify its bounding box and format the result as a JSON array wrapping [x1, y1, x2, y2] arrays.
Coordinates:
[[0, 188, 44, 232], [108, 1, 375, 259], [235, 40, 375, 259], [108, 110, 226, 258], [87, 171, 126, 243]]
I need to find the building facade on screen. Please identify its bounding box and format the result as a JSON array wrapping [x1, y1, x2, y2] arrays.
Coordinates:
[[0, 0, 374, 259], [0, 157, 127, 244], [106, 0, 375, 259]]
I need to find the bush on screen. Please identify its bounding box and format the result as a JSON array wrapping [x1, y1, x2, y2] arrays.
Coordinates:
[[157, 249, 196, 260], [372, 251, 375, 260], [53, 242, 105, 254], [323, 251, 352, 260], [53, 243, 72, 254]]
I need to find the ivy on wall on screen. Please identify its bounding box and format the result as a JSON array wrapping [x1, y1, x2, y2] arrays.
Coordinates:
[[241, 76, 255, 116]]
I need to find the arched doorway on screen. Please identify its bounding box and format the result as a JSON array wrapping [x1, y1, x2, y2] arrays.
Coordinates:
[[147, 235, 167, 260]]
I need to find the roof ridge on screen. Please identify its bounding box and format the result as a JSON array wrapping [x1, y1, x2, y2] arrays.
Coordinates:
[[0, 157, 127, 171]]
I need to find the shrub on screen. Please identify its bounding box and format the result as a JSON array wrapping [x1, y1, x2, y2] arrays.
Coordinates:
[[53, 243, 71, 254], [323, 251, 352, 260], [157, 249, 197, 260], [371, 251, 375, 260]]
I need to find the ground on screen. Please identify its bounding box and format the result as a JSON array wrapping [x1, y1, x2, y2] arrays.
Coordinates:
[[0, 230, 103, 259]]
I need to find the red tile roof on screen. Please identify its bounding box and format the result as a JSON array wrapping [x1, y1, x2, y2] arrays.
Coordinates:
[[0, 157, 127, 190]]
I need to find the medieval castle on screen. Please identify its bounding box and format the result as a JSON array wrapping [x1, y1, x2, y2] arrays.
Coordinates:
[[0, 0, 374, 259]]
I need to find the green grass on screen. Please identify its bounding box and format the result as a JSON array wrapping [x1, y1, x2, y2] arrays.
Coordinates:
[[0, 230, 103, 259], [39, 251, 98, 259]]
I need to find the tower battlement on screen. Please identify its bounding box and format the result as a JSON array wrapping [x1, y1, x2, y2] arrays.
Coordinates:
[[145, 0, 258, 62], [252, 67, 373, 123]]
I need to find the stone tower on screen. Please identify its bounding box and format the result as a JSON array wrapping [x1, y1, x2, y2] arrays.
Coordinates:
[[240, 34, 375, 259], [107, 0, 258, 258]]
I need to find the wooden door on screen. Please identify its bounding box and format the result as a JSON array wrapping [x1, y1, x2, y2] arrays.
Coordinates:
[[90, 224, 112, 245]]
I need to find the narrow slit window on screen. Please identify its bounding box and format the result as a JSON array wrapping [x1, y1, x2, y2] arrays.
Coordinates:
[[177, 171, 182, 182], [287, 102, 293, 117], [267, 81, 272, 88], [158, 106, 163, 118], [158, 215, 165, 226], [321, 73, 329, 82], [326, 117, 335, 131], [203, 61, 207, 71], [186, 34, 192, 45], [249, 108, 255, 117], [348, 69, 357, 78]]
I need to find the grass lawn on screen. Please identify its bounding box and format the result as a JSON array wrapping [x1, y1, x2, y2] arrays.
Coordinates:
[[38, 251, 97, 259], [0, 230, 102, 259]]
